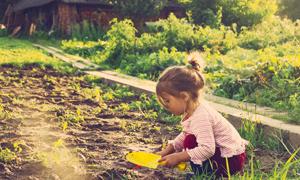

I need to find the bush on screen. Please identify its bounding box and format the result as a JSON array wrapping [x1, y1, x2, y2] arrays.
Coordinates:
[[134, 33, 166, 54], [119, 47, 187, 80], [205, 46, 300, 122], [239, 16, 300, 50], [279, 0, 300, 21], [59, 15, 300, 123], [0, 27, 7, 37], [144, 14, 238, 54], [179, 0, 277, 28], [103, 19, 137, 67], [195, 25, 238, 54], [71, 20, 105, 41], [219, 0, 277, 27], [61, 40, 105, 58], [150, 13, 197, 51]]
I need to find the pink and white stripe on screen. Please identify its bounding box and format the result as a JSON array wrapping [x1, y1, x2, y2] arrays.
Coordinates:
[[169, 101, 248, 165]]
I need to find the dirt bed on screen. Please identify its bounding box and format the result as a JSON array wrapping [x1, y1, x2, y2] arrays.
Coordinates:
[[0, 65, 289, 180]]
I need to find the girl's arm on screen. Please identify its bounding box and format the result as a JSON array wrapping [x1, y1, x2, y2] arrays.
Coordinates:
[[186, 119, 216, 164], [157, 132, 185, 157], [157, 144, 175, 157]]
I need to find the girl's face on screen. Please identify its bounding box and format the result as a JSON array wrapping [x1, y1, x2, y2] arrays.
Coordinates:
[[158, 92, 187, 115]]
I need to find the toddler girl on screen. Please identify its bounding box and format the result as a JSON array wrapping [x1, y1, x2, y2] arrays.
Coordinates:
[[156, 52, 248, 178]]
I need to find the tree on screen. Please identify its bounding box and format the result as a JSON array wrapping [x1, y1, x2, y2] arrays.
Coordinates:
[[0, 0, 20, 23], [279, 0, 300, 21], [112, 0, 167, 28], [177, 0, 278, 28]]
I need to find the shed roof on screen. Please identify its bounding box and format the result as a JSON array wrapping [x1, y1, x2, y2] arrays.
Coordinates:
[[13, 0, 111, 11]]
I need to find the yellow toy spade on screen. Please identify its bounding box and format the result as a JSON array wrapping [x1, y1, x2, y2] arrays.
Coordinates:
[[126, 151, 187, 171]]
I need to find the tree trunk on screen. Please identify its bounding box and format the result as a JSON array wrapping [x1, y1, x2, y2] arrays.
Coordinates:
[[4, 4, 13, 28], [57, 3, 79, 36]]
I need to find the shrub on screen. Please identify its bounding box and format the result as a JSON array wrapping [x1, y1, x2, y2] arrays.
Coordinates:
[[219, 0, 277, 27], [238, 16, 300, 50], [61, 40, 105, 58], [179, 0, 277, 28], [150, 13, 197, 51], [195, 25, 238, 54], [103, 19, 137, 67], [119, 47, 186, 80], [145, 14, 238, 54], [0, 28, 8, 37], [71, 20, 105, 41]]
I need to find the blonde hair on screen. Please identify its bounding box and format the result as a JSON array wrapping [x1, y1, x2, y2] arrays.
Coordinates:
[[156, 51, 205, 106]]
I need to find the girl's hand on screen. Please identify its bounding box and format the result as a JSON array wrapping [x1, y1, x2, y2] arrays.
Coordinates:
[[158, 151, 190, 168], [158, 153, 181, 168], [156, 151, 165, 156], [156, 144, 175, 157]]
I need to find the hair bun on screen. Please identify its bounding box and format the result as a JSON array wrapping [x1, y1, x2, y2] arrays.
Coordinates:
[[187, 51, 205, 71]]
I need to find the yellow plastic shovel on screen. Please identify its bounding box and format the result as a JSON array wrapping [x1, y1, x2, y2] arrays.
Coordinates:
[[126, 151, 187, 171]]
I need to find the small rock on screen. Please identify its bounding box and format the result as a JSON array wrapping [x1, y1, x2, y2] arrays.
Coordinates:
[[78, 153, 86, 162], [49, 173, 60, 180], [28, 176, 40, 180], [0, 163, 12, 174], [0, 163, 5, 171]]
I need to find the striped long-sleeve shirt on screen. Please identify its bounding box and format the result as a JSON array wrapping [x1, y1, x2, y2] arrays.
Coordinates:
[[169, 101, 248, 165]]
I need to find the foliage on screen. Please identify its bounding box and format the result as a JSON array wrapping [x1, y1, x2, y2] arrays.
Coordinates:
[[71, 20, 105, 41], [61, 40, 105, 58], [99, 19, 137, 67], [119, 47, 186, 79], [0, 28, 8, 37], [113, 0, 167, 22], [60, 14, 300, 123], [0, 147, 16, 163], [239, 16, 300, 50], [178, 0, 277, 28], [219, 0, 278, 27], [279, 0, 300, 21]]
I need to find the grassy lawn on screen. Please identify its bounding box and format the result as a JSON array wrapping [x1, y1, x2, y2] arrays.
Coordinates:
[[0, 37, 74, 73]]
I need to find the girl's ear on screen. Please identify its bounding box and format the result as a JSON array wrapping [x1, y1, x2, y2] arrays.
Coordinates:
[[179, 92, 190, 102]]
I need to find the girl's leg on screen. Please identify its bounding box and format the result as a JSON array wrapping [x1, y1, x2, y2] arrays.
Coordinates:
[[183, 134, 246, 178], [209, 148, 246, 177], [183, 134, 215, 177]]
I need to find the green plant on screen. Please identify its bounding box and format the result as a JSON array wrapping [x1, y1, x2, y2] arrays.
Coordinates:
[[80, 87, 104, 105], [113, 0, 167, 28], [0, 147, 16, 163], [0, 28, 7, 37], [0, 103, 10, 119], [239, 16, 300, 50], [192, 148, 300, 179], [61, 39, 105, 58], [238, 118, 283, 151], [102, 19, 137, 67], [59, 108, 84, 125], [116, 103, 131, 113], [279, 0, 300, 21], [179, 0, 277, 28], [71, 20, 105, 41]]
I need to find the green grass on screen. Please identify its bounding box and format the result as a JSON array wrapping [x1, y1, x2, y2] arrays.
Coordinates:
[[191, 149, 300, 180], [0, 37, 75, 73]]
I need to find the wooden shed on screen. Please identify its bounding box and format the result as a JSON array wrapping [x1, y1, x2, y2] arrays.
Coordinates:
[[4, 0, 185, 36]]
